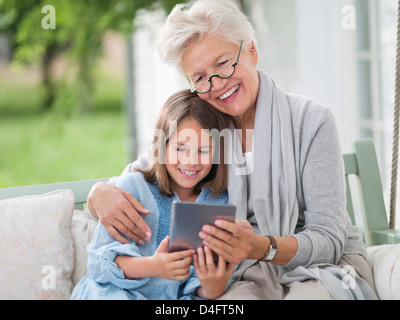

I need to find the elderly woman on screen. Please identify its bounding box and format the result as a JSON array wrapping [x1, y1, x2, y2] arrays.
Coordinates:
[[88, 0, 377, 299]]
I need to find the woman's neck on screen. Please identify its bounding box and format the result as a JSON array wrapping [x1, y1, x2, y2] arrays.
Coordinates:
[[233, 105, 256, 153]]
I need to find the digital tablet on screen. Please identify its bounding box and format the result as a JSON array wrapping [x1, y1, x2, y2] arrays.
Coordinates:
[[168, 201, 236, 255]]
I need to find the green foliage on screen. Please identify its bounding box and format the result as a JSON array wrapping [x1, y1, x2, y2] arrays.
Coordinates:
[[0, 0, 186, 187], [0, 109, 129, 188], [0, 78, 128, 188], [0, 0, 182, 112]]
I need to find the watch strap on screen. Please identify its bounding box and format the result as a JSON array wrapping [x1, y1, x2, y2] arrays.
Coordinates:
[[267, 235, 277, 249]]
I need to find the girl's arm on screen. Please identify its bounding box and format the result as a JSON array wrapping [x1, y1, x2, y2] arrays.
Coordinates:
[[115, 236, 195, 280], [114, 255, 158, 279]]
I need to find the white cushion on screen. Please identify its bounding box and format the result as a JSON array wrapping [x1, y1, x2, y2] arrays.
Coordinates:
[[0, 190, 75, 299], [70, 209, 98, 286], [367, 244, 400, 300]]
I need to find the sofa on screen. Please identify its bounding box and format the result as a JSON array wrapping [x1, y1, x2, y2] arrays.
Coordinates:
[[0, 184, 399, 300]]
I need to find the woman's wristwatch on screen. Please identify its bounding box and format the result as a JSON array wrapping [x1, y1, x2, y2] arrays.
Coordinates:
[[260, 235, 278, 261]]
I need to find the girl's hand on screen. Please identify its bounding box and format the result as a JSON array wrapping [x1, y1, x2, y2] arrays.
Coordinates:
[[151, 236, 194, 280], [193, 246, 235, 299]]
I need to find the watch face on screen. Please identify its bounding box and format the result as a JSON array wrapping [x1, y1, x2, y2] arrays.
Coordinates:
[[266, 248, 277, 261], [261, 236, 278, 261]]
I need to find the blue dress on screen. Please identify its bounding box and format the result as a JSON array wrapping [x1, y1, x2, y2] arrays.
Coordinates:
[[70, 172, 228, 300]]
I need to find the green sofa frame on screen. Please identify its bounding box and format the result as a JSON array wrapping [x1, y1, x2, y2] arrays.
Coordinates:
[[0, 178, 109, 210], [344, 138, 400, 246]]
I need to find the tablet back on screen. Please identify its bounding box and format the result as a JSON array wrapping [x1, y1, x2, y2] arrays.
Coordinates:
[[168, 201, 236, 252]]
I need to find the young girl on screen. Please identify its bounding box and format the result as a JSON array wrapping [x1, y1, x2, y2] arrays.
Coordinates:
[[71, 90, 235, 300]]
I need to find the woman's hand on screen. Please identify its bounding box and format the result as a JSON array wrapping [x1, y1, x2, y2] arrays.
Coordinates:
[[193, 246, 235, 299], [151, 236, 194, 280], [87, 182, 152, 245], [199, 219, 299, 265], [198, 219, 259, 264]]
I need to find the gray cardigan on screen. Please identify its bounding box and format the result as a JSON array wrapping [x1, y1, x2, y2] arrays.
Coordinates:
[[284, 93, 365, 269]]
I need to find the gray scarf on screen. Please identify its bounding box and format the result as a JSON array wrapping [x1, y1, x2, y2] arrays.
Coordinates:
[[228, 70, 298, 237]]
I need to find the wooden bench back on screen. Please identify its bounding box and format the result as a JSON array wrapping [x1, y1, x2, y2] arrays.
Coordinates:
[[343, 138, 400, 245], [0, 178, 109, 210]]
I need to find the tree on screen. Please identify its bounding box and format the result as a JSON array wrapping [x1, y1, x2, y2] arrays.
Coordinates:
[[0, 0, 182, 112]]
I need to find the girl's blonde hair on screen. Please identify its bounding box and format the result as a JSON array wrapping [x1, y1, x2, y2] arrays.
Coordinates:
[[137, 89, 231, 197], [157, 0, 257, 75]]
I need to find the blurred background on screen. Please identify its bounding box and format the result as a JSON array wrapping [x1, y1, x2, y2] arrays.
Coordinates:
[[0, 0, 397, 214]]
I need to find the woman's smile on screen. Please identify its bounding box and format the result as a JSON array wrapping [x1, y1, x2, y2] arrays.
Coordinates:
[[217, 84, 241, 102]]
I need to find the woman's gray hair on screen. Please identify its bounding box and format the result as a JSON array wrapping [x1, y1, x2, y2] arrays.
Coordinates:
[[157, 0, 257, 74]]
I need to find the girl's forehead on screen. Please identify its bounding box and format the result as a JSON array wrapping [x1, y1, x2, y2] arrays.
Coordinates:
[[168, 118, 213, 144]]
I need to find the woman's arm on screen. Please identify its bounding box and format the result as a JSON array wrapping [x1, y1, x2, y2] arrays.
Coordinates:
[[199, 109, 347, 268], [249, 234, 298, 265]]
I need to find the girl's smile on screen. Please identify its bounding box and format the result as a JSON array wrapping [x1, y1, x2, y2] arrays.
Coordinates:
[[178, 168, 200, 178]]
